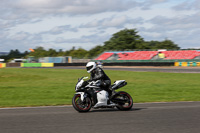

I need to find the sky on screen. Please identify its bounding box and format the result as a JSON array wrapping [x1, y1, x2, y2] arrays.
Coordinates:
[[0, 0, 200, 52]]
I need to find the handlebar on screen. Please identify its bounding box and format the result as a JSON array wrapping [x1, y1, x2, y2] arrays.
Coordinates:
[[86, 80, 101, 87]]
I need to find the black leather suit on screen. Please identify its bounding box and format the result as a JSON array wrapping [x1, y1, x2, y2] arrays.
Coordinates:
[[89, 67, 111, 91]]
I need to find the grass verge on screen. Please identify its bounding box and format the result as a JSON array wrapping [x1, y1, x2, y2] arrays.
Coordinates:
[[0, 68, 200, 107]]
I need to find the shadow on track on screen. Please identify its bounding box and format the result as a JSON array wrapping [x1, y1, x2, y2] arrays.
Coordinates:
[[89, 107, 147, 113]]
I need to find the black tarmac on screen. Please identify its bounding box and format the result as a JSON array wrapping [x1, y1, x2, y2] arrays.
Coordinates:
[[55, 66, 200, 73], [0, 102, 200, 133]]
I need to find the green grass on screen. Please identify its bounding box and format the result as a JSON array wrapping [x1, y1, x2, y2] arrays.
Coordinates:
[[0, 68, 200, 107]]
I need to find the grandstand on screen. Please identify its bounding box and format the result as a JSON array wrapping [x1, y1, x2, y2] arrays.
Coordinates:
[[94, 50, 200, 62], [95, 52, 114, 60]]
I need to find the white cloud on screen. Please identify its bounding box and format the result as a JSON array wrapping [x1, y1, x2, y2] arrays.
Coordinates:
[[0, 0, 200, 52], [47, 25, 78, 35], [10, 0, 140, 15], [80, 15, 144, 29], [55, 33, 110, 44], [101, 16, 130, 27], [172, 0, 200, 11], [139, 10, 200, 48]]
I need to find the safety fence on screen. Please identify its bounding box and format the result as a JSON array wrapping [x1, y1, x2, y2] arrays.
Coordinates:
[[0, 63, 6, 68], [174, 62, 200, 67], [1, 63, 54, 68], [1, 62, 200, 68], [21, 63, 54, 67]]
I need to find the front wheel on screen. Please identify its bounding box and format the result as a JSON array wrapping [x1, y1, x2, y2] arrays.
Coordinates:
[[72, 94, 92, 112], [115, 91, 133, 111]]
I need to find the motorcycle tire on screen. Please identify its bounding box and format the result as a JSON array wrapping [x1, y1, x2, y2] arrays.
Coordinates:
[[115, 91, 133, 111], [72, 94, 92, 112]]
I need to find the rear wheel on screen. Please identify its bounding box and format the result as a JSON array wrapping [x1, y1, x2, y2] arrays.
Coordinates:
[[72, 94, 92, 112], [115, 91, 133, 111]]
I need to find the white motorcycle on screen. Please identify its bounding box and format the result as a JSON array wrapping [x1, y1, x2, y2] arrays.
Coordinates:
[[72, 77, 133, 112]]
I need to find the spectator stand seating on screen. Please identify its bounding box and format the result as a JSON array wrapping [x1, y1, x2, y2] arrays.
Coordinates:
[[118, 51, 158, 60], [95, 50, 200, 61], [95, 52, 114, 60], [162, 50, 200, 60]]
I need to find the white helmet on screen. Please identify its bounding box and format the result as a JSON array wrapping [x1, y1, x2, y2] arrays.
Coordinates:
[[86, 62, 96, 73]]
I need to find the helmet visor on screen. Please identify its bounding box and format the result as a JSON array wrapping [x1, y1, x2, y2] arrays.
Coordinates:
[[86, 66, 93, 71]]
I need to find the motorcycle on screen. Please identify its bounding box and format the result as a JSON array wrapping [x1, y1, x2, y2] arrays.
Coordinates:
[[72, 77, 133, 112]]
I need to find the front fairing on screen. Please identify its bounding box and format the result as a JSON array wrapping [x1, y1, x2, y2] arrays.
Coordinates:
[[75, 77, 89, 92]]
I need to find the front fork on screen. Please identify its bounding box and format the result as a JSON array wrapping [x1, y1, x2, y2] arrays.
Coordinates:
[[75, 92, 87, 102], [75, 91, 97, 106]]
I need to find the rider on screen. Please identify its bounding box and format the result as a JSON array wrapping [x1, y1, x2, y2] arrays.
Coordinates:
[[86, 62, 113, 107]]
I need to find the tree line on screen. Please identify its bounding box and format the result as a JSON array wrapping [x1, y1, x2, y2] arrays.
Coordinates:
[[1, 28, 190, 62]]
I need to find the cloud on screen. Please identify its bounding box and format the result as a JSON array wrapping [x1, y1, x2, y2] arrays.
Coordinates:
[[0, 0, 170, 31], [1, 0, 200, 51], [139, 0, 170, 10], [80, 16, 144, 29], [147, 12, 200, 31], [138, 11, 200, 48], [52, 34, 111, 50], [1, 0, 170, 19], [172, 0, 200, 11], [10, 32, 31, 41], [55, 34, 110, 44], [7, 0, 139, 16], [0, 31, 43, 52], [0, 0, 142, 31], [44, 25, 78, 35]]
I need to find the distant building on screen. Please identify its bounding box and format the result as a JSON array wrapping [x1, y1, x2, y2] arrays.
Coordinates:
[[0, 59, 5, 62], [39, 56, 72, 63], [10, 59, 27, 63]]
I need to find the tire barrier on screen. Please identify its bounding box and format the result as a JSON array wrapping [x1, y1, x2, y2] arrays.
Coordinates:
[[21, 63, 54, 67], [174, 62, 200, 67], [6, 63, 21, 67], [0, 63, 6, 68]]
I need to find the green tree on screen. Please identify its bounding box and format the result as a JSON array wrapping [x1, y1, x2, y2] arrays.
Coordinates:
[[146, 41, 160, 49], [28, 46, 47, 58], [88, 45, 104, 58], [154, 39, 180, 50], [69, 48, 88, 58], [64, 46, 75, 56], [1, 49, 29, 62], [103, 28, 180, 51], [135, 42, 151, 49], [7, 49, 25, 59], [47, 48, 57, 57], [57, 49, 65, 56], [8, 49, 20, 58], [103, 29, 144, 50]]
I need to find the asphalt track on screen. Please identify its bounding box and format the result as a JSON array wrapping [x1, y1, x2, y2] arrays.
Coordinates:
[[0, 102, 200, 133], [55, 66, 200, 73]]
